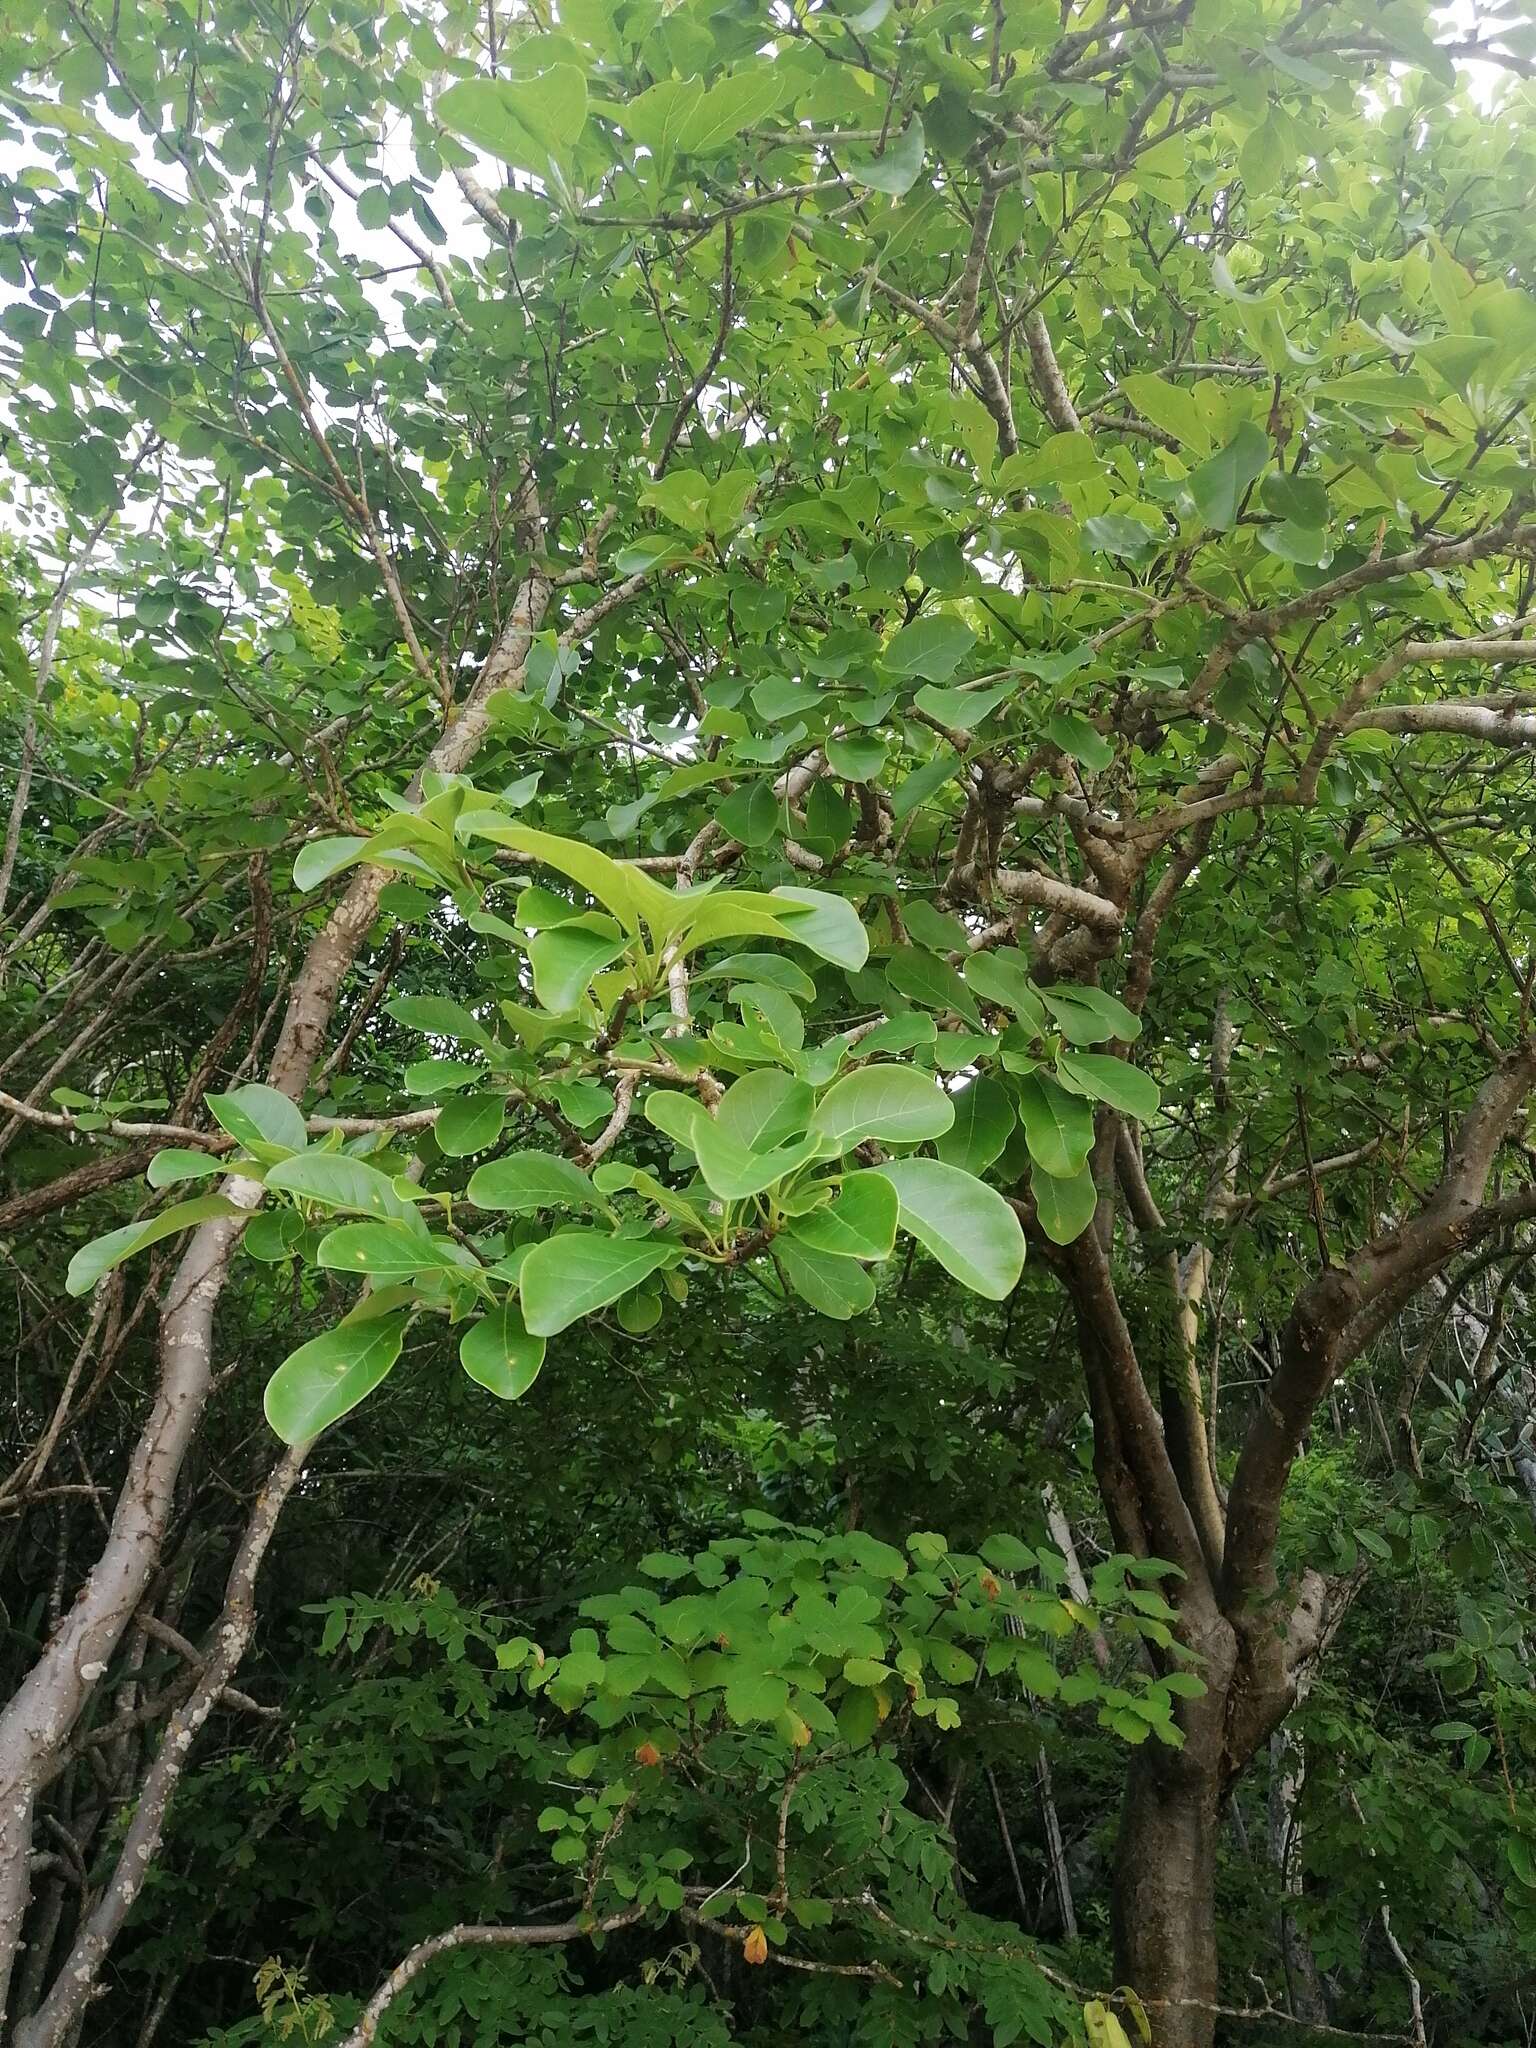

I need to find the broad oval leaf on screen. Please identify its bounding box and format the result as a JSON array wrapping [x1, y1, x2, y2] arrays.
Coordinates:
[[435, 1090, 509, 1157], [1015, 1074, 1096, 1179], [774, 1235, 876, 1319], [771, 886, 869, 970], [810, 1065, 955, 1150], [263, 1310, 407, 1444], [146, 1147, 222, 1188], [466, 1151, 603, 1214], [1039, 983, 1141, 1045], [316, 1221, 474, 1279], [1032, 1165, 1099, 1245], [933, 1078, 1015, 1175], [527, 921, 627, 1012], [1055, 1051, 1160, 1121], [786, 1171, 899, 1260], [519, 1230, 679, 1338], [460, 1301, 546, 1400], [714, 1070, 813, 1152], [205, 1083, 308, 1153], [875, 1159, 1025, 1300], [265, 1150, 425, 1222]]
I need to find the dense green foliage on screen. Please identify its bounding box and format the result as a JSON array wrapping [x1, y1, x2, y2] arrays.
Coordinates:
[[5, 0, 1536, 2042]]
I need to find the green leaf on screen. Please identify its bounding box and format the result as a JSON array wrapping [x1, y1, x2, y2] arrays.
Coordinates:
[[1260, 471, 1329, 527], [690, 1119, 824, 1202], [723, 1668, 790, 1724], [146, 1148, 222, 1188], [263, 1310, 407, 1444], [205, 1084, 308, 1153], [1117, 372, 1213, 454], [1055, 1051, 1160, 1120], [460, 1301, 546, 1399], [292, 835, 367, 892], [66, 1196, 244, 1296], [467, 1151, 603, 1214], [875, 1158, 1025, 1299], [1015, 1074, 1095, 1179], [1031, 1165, 1098, 1244], [386, 994, 494, 1048], [714, 1070, 813, 1151], [811, 1066, 955, 1149], [933, 1078, 1015, 1174], [527, 921, 627, 1011], [435, 1090, 508, 1156], [265, 1151, 424, 1221], [913, 680, 1015, 729], [437, 69, 588, 169], [825, 735, 888, 782], [316, 1222, 471, 1280], [787, 1172, 899, 1260], [1044, 710, 1113, 772], [771, 886, 869, 970], [716, 779, 783, 846], [774, 1236, 875, 1319], [883, 612, 974, 682], [1040, 983, 1141, 1044], [846, 117, 925, 197], [1187, 421, 1270, 529], [965, 951, 1048, 1032], [465, 822, 675, 941], [519, 1231, 679, 1336], [886, 946, 982, 1025]]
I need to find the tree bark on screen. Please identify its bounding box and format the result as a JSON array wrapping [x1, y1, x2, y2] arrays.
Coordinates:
[[0, 491, 555, 2024], [1112, 1739, 1225, 2048]]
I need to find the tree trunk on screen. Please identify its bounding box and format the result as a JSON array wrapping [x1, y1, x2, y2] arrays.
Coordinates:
[[1112, 1741, 1224, 2048]]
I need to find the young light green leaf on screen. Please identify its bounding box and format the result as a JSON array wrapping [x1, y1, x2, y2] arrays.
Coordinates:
[[437, 69, 588, 169], [292, 835, 367, 893], [527, 922, 627, 1011], [875, 1159, 1025, 1299], [771, 886, 869, 970]]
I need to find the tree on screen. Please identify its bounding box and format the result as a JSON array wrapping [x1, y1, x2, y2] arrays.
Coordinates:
[[4, 0, 1536, 2043]]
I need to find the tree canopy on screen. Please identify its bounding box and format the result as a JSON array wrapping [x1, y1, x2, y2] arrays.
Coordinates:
[[4, 1, 1536, 2044]]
